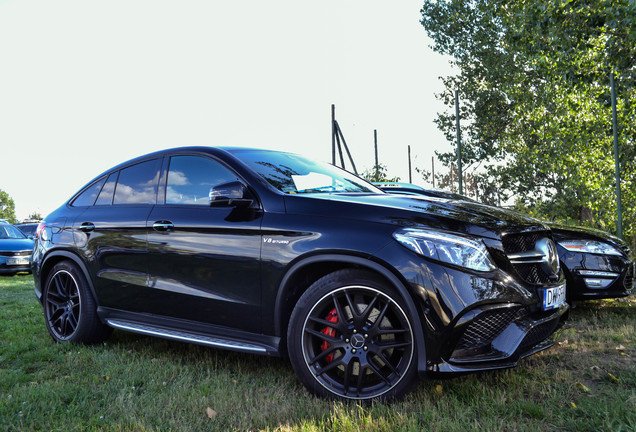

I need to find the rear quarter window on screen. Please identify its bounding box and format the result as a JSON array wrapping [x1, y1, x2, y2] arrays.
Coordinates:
[[113, 159, 162, 205], [71, 177, 106, 207]]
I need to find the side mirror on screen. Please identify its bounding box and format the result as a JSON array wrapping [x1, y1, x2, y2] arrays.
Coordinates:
[[209, 181, 254, 208]]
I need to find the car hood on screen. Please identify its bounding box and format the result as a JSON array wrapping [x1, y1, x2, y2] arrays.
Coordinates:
[[547, 222, 629, 254], [0, 238, 35, 251], [284, 193, 547, 240]]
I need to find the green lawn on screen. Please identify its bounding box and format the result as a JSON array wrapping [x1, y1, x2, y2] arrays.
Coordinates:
[[1, 274, 634, 431]]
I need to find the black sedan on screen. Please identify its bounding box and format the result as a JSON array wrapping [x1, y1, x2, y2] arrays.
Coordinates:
[[33, 147, 568, 401], [549, 224, 633, 302], [375, 182, 634, 303]]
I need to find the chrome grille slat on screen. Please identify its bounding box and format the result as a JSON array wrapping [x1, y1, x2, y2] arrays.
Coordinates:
[[502, 231, 555, 285]]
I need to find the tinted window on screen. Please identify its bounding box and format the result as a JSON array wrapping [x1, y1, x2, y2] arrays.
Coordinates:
[[113, 159, 161, 205], [15, 224, 37, 236], [0, 224, 27, 239], [95, 172, 118, 206], [231, 149, 380, 194], [166, 156, 239, 205], [71, 177, 106, 207]]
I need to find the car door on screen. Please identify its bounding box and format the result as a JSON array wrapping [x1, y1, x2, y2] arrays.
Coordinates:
[[145, 154, 263, 333], [73, 158, 162, 311]]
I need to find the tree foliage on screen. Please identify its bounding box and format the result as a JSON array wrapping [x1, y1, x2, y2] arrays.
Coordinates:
[[0, 189, 17, 223], [362, 164, 401, 183], [418, 164, 500, 205], [420, 0, 636, 245]]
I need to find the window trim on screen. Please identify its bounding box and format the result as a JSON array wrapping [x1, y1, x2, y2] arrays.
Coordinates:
[[94, 171, 120, 206]]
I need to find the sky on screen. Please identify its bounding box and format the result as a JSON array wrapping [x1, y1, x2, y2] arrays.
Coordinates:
[[0, 0, 455, 221]]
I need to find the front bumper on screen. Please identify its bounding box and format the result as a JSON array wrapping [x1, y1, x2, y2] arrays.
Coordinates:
[[562, 253, 634, 301], [375, 240, 569, 377], [0, 257, 32, 274], [428, 303, 568, 374]]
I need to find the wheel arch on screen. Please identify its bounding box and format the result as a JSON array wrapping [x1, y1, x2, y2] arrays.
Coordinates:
[[39, 250, 97, 305], [274, 254, 427, 369]]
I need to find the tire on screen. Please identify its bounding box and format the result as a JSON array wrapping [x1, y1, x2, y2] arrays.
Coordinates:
[[43, 261, 112, 344], [287, 269, 419, 401]]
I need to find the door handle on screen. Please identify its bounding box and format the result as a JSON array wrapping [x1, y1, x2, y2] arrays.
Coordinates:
[[153, 221, 174, 232], [78, 222, 95, 232]]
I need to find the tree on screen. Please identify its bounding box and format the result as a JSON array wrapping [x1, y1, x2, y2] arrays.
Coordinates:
[[419, 163, 501, 206], [28, 212, 43, 221], [362, 164, 400, 183], [420, 0, 635, 246], [0, 189, 17, 223]]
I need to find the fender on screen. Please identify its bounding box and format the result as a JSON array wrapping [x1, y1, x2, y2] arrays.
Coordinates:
[[274, 253, 427, 371], [39, 250, 98, 305]]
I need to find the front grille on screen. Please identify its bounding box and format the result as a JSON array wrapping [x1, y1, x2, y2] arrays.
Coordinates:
[[502, 232, 542, 255], [511, 263, 551, 284], [502, 231, 554, 285], [456, 308, 527, 350], [624, 264, 634, 290], [0, 250, 31, 257]]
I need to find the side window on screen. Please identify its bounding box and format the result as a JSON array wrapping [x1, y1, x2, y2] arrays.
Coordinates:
[[71, 177, 106, 207], [95, 172, 118, 206], [166, 156, 239, 205], [113, 159, 162, 205]]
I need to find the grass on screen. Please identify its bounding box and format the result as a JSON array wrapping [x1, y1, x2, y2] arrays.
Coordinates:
[[1, 274, 635, 432]]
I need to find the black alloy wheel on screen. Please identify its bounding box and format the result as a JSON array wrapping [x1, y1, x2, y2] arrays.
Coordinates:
[[43, 261, 112, 343], [288, 269, 418, 401]]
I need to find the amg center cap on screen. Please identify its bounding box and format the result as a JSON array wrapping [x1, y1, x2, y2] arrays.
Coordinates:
[[350, 333, 365, 349]]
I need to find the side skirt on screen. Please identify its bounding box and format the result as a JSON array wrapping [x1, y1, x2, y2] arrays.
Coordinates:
[[98, 308, 281, 356]]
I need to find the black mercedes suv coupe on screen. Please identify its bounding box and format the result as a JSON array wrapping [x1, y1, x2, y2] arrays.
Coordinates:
[[33, 147, 568, 401]]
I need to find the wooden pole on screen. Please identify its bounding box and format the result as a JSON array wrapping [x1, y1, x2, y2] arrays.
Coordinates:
[[331, 104, 336, 165], [610, 72, 623, 239], [455, 91, 463, 194], [408, 145, 412, 183], [374, 130, 379, 167]]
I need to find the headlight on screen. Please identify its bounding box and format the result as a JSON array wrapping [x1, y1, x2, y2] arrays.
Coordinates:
[[393, 228, 496, 272], [558, 240, 623, 256]]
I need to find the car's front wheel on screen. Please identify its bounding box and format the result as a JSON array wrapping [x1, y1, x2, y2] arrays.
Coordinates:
[[43, 261, 112, 344], [288, 269, 418, 401]]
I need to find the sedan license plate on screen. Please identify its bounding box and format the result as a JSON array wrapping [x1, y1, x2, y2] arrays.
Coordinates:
[[542, 284, 566, 310], [7, 258, 29, 265]]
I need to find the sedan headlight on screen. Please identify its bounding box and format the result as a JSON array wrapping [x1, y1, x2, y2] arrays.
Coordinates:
[[558, 240, 623, 256], [393, 228, 496, 272]]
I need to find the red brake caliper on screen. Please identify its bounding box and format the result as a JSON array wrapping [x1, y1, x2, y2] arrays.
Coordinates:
[[320, 308, 338, 363]]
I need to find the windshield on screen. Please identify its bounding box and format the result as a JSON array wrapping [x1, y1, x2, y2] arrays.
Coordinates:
[[231, 149, 383, 195], [0, 224, 27, 239]]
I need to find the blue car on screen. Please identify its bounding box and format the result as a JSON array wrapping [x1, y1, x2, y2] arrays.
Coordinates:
[[0, 221, 35, 275]]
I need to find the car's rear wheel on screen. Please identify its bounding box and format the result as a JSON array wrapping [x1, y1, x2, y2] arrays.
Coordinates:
[[288, 269, 418, 401], [43, 261, 112, 343]]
